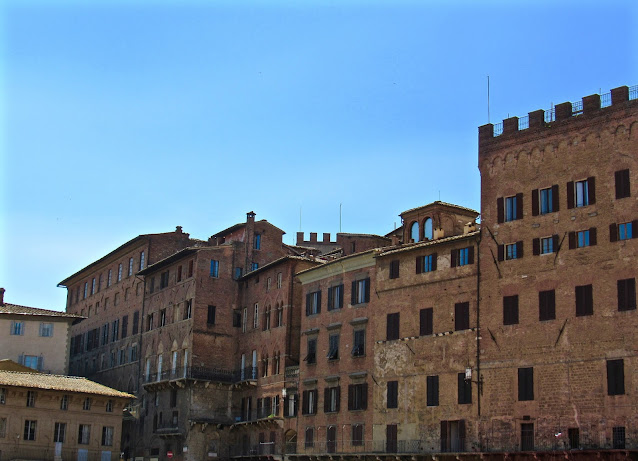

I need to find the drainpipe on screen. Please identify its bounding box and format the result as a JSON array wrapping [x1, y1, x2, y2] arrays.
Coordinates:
[[476, 232, 482, 418]]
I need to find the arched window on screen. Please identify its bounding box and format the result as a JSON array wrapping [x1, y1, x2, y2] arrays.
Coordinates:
[[410, 222, 420, 243], [423, 217, 433, 240]]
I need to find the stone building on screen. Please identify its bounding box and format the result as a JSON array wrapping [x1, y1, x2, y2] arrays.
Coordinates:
[[0, 288, 82, 375], [477, 85, 638, 453], [0, 370, 132, 461]]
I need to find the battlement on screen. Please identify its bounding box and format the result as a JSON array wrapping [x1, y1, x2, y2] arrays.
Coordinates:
[[296, 232, 336, 245], [479, 84, 638, 153]]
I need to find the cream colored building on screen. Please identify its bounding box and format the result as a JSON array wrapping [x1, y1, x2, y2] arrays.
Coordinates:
[[0, 370, 133, 461], [0, 288, 83, 375]]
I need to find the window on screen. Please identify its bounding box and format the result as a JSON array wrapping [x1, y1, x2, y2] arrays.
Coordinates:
[[386, 313, 400, 340], [234, 267, 243, 280], [78, 424, 91, 444], [306, 290, 321, 316], [575, 284, 593, 316], [60, 394, 68, 410], [114, 292, 120, 306], [539, 290, 556, 321], [423, 217, 433, 240], [518, 367, 534, 401], [351, 278, 370, 305], [132, 311, 139, 334], [521, 423, 534, 451], [276, 272, 282, 288], [389, 260, 400, 279], [618, 278, 636, 311], [451, 247, 474, 267], [254, 233, 261, 249], [276, 304, 284, 327], [24, 420, 37, 441], [100, 426, 113, 446], [569, 228, 597, 249], [83, 397, 92, 410], [533, 235, 559, 255], [352, 424, 364, 446], [184, 300, 192, 320], [416, 253, 437, 273], [352, 329, 365, 357], [613, 427, 626, 449], [39, 324, 53, 339], [128, 257, 134, 277], [410, 221, 419, 242], [160, 271, 169, 289], [210, 260, 219, 277], [302, 389, 317, 415], [498, 242, 523, 261], [0, 417, 6, 438], [242, 307, 247, 332], [26, 391, 36, 407], [426, 375, 439, 406], [0, 388, 5, 404], [207, 305, 216, 325], [615, 169, 631, 199], [457, 373, 472, 404], [327, 284, 344, 310], [10, 321, 23, 335], [568, 428, 580, 449], [567, 177, 595, 208], [251, 262, 259, 271], [121, 315, 128, 338], [497, 193, 523, 223], [118, 263, 123, 282], [532, 185, 559, 215], [607, 359, 625, 395], [266, 277, 271, 291], [107, 269, 112, 287], [304, 338, 317, 364], [348, 383, 368, 410], [272, 353, 280, 375], [112, 319, 119, 341], [261, 355, 269, 378], [327, 334, 339, 360], [54, 422, 66, 443], [253, 303, 259, 329], [324, 386, 340, 413], [91, 278, 96, 295], [420, 308, 433, 336], [83, 282, 88, 299], [386, 381, 398, 409], [305, 427, 314, 448], [610, 221, 636, 242], [503, 295, 519, 325], [139, 251, 145, 270], [233, 310, 241, 327], [455, 302, 470, 330]]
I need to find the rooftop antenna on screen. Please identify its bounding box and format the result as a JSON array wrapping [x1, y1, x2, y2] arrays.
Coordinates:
[[339, 203, 342, 233], [439, 190, 441, 201], [299, 206, 302, 232], [487, 75, 490, 123]]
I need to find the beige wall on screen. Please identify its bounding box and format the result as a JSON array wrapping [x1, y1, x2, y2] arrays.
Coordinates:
[[0, 315, 72, 375]]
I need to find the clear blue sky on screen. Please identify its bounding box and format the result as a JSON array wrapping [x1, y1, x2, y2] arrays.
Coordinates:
[[1, 0, 636, 311]]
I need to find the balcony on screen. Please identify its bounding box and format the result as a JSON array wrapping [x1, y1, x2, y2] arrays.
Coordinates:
[[233, 407, 283, 426], [143, 366, 247, 389], [154, 420, 182, 437]]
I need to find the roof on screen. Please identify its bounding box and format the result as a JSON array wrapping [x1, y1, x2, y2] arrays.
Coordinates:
[[137, 246, 203, 276], [210, 219, 285, 240], [0, 303, 83, 320], [377, 230, 480, 257], [336, 233, 392, 240], [0, 360, 40, 373], [58, 230, 189, 286], [295, 248, 381, 277], [0, 370, 135, 399], [239, 255, 323, 280], [400, 201, 479, 217]]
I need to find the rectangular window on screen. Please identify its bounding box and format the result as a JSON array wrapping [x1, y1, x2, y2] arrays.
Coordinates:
[[615, 169, 631, 199], [132, 311, 139, 335], [177, 265, 183, 282], [518, 367, 534, 401], [455, 302, 470, 331], [416, 253, 437, 273], [541, 237, 554, 254], [277, 272, 282, 288], [540, 187, 555, 214], [0, 417, 5, 438], [386, 312, 400, 340], [305, 338, 317, 364], [451, 247, 474, 267], [60, 394, 68, 410], [539, 289, 556, 321], [324, 386, 340, 413], [506, 242, 521, 260], [503, 295, 519, 325], [107, 269, 112, 287], [78, 424, 91, 444], [26, 391, 36, 407], [210, 260, 219, 277], [121, 315, 128, 339], [251, 262, 259, 271], [575, 284, 593, 316], [426, 375, 439, 406], [24, 420, 37, 441], [607, 359, 625, 395], [139, 251, 145, 270], [521, 423, 534, 451], [327, 284, 344, 311], [184, 300, 192, 320], [91, 278, 96, 295], [253, 303, 259, 329], [348, 383, 368, 411], [233, 310, 242, 328], [352, 329, 365, 356], [327, 334, 339, 360], [207, 305, 216, 325], [10, 321, 24, 335], [101, 426, 114, 446], [106, 399, 113, 412], [83, 397, 92, 410], [617, 278, 636, 311], [128, 257, 134, 277], [159, 309, 166, 327], [386, 381, 398, 409], [568, 177, 595, 208], [505, 195, 519, 221], [53, 422, 66, 443], [613, 427, 626, 449], [577, 230, 590, 248], [112, 319, 119, 341], [420, 308, 433, 336], [160, 271, 169, 289], [352, 424, 364, 446], [39, 323, 53, 337], [351, 278, 370, 305], [118, 263, 123, 282], [568, 428, 580, 449], [389, 260, 400, 279], [302, 389, 318, 415], [457, 373, 472, 404], [242, 307, 247, 332], [306, 291, 321, 316], [305, 427, 314, 448], [619, 222, 634, 240], [84, 282, 88, 299], [254, 233, 261, 249]]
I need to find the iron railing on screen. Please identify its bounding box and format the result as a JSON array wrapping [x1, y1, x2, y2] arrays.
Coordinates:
[[234, 408, 282, 423], [0, 446, 121, 461], [143, 365, 257, 384], [293, 439, 450, 455]]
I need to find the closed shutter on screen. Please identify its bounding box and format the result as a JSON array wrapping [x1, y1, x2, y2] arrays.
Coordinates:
[[497, 244, 504, 262], [568, 232, 576, 249], [416, 256, 423, 274], [327, 287, 333, 310], [517, 241, 524, 258], [351, 281, 357, 305], [567, 181, 575, 208], [587, 177, 596, 204], [497, 197, 504, 223], [516, 193, 524, 220], [431, 253, 437, 270], [633, 221, 638, 239], [589, 227, 597, 246], [441, 421, 448, 452], [552, 234, 559, 252], [364, 278, 370, 303], [531, 189, 539, 216], [316, 291, 321, 314], [347, 385, 354, 410], [532, 238, 540, 255], [335, 386, 340, 412], [615, 170, 623, 198], [420, 308, 433, 336], [451, 249, 458, 267], [338, 285, 344, 308], [459, 419, 466, 451], [610, 223, 618, 242], [324, 388, 330, 413], [305, 293, 311, 316], [283, 396, 289, 417], [468, 246, 475, 264], [552, 184, 560, 212], [361, 383, 368, 409]]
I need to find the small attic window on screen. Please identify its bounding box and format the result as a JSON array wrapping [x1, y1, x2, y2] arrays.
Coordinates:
[[410, 222, 420, 243]]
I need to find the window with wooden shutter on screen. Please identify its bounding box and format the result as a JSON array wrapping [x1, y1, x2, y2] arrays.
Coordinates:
[[426, 375, 439, 406], [386, 381, 398, 409], [386, 313, 400, 341], [454, 302, 469, 331], [539, 290, 556, 321], [607, 359, 625, 395], [617, 278, 636, 311], [389, 260, 400, 279], [420, 308, 433, 336], [457, 373, 472, 404], [615, 169, 631, 199], [503, 295, 519, 325], [497, 197, 504, 223], [518, 367, 534, 401], [575, 284, 593, 316]]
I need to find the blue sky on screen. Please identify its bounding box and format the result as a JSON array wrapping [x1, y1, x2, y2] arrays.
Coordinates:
[[1, 0, 637, 310]]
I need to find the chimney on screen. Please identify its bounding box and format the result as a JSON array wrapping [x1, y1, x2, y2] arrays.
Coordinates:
[[0, 288, 5, 306], [247, 211, 256, 224], [175, 226, 183, 234]]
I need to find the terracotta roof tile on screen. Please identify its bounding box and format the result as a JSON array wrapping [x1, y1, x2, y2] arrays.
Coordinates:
[[0, 303, 83, 319]]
